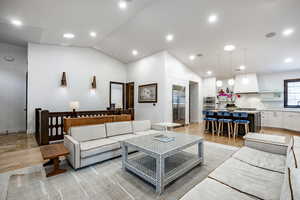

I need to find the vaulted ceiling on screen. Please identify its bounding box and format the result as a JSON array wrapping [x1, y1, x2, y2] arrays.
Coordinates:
[[0, 0, 299, 78]]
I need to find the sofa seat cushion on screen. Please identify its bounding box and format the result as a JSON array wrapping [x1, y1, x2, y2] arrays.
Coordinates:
[[244, 133, 289, 146], [280, 168, 300, 200], [132, 120, 151, 132], [232, 147, 286, 173], [80, 138, 120, 158], [209, 158, 284, 200], [180, 178, 253, 200], [105, 121, 133, 137], [135, 130, 160, 135], [110, 134, 141, 142], [70, 124, 107, 142]]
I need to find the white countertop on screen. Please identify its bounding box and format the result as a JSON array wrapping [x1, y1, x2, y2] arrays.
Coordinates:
[[259, 108, 300, 113]]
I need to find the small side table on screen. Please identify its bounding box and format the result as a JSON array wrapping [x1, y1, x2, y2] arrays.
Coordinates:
[[40, 143, 70, 177], [152, 122, 182, 131]]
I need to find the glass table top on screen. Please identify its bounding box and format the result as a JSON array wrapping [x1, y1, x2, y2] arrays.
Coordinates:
[[123, 131, 202, 155]]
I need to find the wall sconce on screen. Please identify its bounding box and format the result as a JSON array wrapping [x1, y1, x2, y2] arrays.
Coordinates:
[[61, 72, 67, 87], [91, 76, 97, 89]]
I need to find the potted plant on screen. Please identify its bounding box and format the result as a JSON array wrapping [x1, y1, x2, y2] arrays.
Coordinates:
[[217, 89, 241, 111]]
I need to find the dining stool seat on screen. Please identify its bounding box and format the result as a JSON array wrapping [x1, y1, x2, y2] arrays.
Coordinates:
[[217, 112, 233, 138], [203, 111, 218, 135], [234, 120, 250, 124], [233, 112, 250, 139]]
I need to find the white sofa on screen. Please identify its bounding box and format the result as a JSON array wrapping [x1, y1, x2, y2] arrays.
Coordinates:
[[180, 135, 300, 200], [64, 120, 160, 169]]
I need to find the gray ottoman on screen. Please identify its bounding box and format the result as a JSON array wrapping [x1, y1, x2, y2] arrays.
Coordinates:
[[243, 132, 291, 155]]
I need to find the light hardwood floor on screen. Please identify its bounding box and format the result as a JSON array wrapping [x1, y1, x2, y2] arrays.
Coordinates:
[[0, 123, 299, 174], [174, 122, 299, 147]]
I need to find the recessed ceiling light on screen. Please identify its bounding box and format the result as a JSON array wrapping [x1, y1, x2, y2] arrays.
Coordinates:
[[132, 50, 138, 56], [282, 28, 294, 37], [90, 32, 97, 37], [216, 80, 223, 87], [239, 65, 246, 70], [119, 0, 127, 10], [228, 79, 235, 86], [166, 34, 174, 42], [189, 55, 196, 61], [284, 57, 293, 63], [207, 71, 212, 75], [224, 45, 236, 51], [11, 19, 23, 27], [208, 14, 218, 24], [3, 56, 15, 62], [63, 33, 75, 39]]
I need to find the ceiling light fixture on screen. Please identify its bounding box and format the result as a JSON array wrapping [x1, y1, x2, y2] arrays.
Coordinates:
[[282, 28, 294, 37], [224, 45, 236, 51], [206, 71, 212, 75], [119, 0, 127, 10], [166, 34, 174, 42], [239, 65, 246, 70], [228, 79, 235, 86], [216, 80, 223, 87], [63, 33, 75, 39], [189, 55, 195, 61], [208, 14, 218, 24], [132, 50, 138, 56], [11, 19, 23, 27], [284, 57, 293, 63], [90, 32, 97, 37]]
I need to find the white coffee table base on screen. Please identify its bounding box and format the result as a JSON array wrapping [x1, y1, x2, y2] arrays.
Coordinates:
[[122, 140, 203, 194]]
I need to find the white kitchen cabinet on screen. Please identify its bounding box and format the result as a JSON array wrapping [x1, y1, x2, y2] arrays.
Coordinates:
[[261, 111, 283, 128], [234, 73, 259, 94], [261, 111, 271, 127], [283, 112, 300, 132]]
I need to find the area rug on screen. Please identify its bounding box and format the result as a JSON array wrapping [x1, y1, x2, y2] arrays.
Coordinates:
[[5, 142, 238, 200]]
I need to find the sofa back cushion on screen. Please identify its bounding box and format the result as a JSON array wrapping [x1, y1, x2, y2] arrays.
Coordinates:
[[280, 168, 300, 200], [132, 120, 151, 132], [105, 121, 133, 137], [69, 124, 106, 142]]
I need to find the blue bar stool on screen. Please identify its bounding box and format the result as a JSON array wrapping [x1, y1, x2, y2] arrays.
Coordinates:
[[203, 111, 218, 135], [217, 112, 233, 138], [233, 112, 250, 139]]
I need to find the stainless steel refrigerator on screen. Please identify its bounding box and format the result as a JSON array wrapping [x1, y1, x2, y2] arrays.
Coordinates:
[[172, 85, 186, 125]]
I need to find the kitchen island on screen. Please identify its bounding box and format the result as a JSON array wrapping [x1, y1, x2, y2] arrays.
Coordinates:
[[205, 110, 261, 136]]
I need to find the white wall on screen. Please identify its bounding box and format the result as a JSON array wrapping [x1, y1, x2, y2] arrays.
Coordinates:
[[127, 52, 167, 123], [203, 77, 216, 97], [127, 51, 203, 124], [215, 70, 300, 110], [0, 43, 27, 134], [27, 43, 127, 133], [164, 52, 203, 124]]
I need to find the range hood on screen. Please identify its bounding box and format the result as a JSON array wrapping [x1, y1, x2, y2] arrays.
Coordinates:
[[234, 73, 259, 94]]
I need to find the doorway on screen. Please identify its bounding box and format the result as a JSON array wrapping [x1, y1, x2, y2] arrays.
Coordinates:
[[172, 85, 186, 125], [126, 82, 134, 109], [189, 81, 199, 123]]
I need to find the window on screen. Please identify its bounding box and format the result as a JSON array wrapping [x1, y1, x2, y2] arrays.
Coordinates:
[[284, 79, 300, 108]]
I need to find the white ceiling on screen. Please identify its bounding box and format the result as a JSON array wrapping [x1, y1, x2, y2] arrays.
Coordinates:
[[0, 0, 300, 78]]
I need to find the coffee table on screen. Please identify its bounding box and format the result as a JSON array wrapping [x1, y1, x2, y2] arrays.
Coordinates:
[[121, 132, 203, 194], [40, 143, 69, 177]]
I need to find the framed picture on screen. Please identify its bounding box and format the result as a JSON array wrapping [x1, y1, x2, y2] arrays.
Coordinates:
[[138, 83, 158, 103]]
